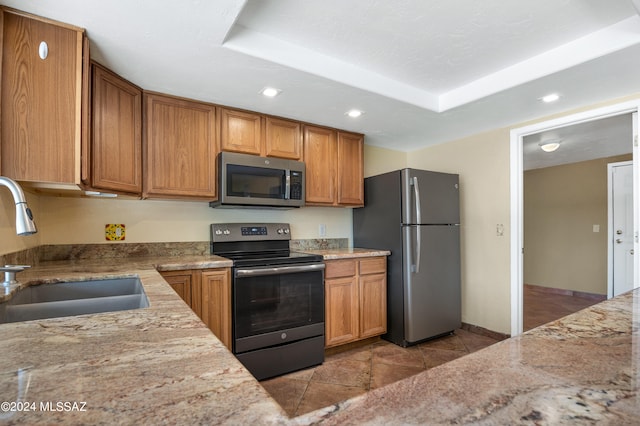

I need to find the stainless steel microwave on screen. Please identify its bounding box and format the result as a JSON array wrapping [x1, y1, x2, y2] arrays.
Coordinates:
[[210, 152, 305, 209]]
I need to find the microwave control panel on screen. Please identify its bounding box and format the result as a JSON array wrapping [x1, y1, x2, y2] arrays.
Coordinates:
[[290, 171, 303, 200]]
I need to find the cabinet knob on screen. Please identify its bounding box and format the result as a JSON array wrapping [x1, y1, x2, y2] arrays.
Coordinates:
[[38, 41, 48, 60]]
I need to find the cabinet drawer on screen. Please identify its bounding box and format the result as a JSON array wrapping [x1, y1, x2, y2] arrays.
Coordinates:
[[359, 257, 386, 275], [325, 259, 356, 279]]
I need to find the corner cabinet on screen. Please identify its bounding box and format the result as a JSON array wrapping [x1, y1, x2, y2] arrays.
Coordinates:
[[89, 62, 142, 195], [304, 126, 364, 207], [161, 268, 232, 350], [0, 8, 87, 184], [143, 93, 218, 200], [324, 256, 387, 348]]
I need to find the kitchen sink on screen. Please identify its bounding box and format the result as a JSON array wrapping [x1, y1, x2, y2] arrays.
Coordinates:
[[0, 277, 149, 324]]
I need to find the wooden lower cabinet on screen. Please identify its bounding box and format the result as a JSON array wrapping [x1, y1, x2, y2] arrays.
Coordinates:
[[324, 256, 387, 348], [161, 268, 232, 350], [199, 270, 232, 348], [162, 270, 193, 306]]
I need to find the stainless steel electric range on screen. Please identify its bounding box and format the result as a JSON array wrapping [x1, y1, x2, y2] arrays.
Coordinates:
[[211, 223, 325, 380]]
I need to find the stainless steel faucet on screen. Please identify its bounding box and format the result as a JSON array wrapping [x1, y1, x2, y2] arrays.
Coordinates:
[[0, 176, 37, 235]]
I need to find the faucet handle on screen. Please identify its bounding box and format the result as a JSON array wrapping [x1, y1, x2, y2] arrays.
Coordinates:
[[1, 264, 31, 270], [1, 264, 31, 287]]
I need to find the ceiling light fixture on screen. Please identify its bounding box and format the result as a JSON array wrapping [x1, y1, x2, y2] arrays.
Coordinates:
[[540, 93, 560, 103], [260, 87, 281, 98], [539, 139, 561, 152], [346, 109, 364, 118]]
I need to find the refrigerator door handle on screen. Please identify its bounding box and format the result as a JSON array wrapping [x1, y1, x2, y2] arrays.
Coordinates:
[[412, 176, 422, 224], [415, 225, 421, 273], [412, 176, 422, 273]]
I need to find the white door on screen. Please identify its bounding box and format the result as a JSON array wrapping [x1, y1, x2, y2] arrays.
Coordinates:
[[609, 161, 634, 297]]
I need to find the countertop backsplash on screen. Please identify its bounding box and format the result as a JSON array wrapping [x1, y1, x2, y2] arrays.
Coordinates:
[[2, 239, 350, 265], [290, 238, 349, 251]]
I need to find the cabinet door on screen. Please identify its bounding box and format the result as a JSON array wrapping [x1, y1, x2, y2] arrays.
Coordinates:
[[265, 117, 302, 160], [91, 63, 142, 194], [161, 270, 194, 307], [143, 93, 217, 199], [1, 9, 84, 183], [200, 269, 232, 350], [359, 273, 387, 338], [220, 108, 262, 155], [337, 132, 364, 206], [325, 259, 358, 348], [304, 125, 336, 205]]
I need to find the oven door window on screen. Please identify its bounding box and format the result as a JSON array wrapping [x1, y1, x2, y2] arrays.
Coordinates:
[[227, 164, 286, 199], [234, 270, 324, 338]]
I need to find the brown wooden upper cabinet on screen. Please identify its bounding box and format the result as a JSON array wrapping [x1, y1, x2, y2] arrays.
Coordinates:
[[264, 116, 302, 160], [143, 93, 218, 200], [90, 62, 142, 195], [304, 125, 364, 207], [220, 108, 303, 160], [0, 8, 87, 184], [220, 108, 262, 156], [336, 131, 365, 206]]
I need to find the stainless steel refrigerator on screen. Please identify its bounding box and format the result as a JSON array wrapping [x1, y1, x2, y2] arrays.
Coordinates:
[[353, 168, 461, 347]]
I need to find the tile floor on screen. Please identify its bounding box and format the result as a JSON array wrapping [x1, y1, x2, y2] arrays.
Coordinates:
[[260, 329, 500, 417], [261, 286, 606, 418], [523, 284, 605, 331]]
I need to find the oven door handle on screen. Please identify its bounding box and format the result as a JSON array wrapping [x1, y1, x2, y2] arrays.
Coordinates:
[[235, 263, 325, 277]]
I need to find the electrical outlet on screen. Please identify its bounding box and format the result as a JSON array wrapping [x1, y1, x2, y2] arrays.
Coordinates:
[[496, 224, 504, 237], [105, 224, 126, 241], [319, 224, 326, 237]]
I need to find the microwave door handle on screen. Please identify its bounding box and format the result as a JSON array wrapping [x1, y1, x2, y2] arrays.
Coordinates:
[[285, 170, 291, 200]]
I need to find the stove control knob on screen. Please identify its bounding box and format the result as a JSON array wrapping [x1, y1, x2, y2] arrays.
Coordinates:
[[277, 228, 284, 234], [283, 228, 290, 234], [215, 229, 223, 235], [223, 229, 231, 235]]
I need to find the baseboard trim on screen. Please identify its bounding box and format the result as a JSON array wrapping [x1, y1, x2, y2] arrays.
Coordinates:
[[525, 283, 606, 302], [460, 322, 510, 341]]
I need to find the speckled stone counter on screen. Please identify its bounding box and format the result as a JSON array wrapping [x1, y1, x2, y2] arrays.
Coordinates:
[[0, 256, 288, 425], [302, 247, 391, 260], [2, 253, 639, 425], [296, 289, 640, 425]]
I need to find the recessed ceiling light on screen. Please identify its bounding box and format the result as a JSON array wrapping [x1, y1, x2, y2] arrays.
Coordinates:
[[260, 87, 281, 97], [346, 109, 364, 118], [540, 93, 560, 103]]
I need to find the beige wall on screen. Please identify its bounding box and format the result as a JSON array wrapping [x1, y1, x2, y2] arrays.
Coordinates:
[[407, 129, 512, 334], [524, 155, 631, 295], [35, 196, 352, 245], [0, 190, 40, 255], [363, 145, 407, 177]]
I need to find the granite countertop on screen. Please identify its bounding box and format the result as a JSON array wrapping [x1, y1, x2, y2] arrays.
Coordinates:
[[301, 248, 391, 260], [1, 253, 639, 424]]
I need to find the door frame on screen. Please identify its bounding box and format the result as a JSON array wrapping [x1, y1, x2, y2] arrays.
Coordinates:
[[509, 100, 640, 336]]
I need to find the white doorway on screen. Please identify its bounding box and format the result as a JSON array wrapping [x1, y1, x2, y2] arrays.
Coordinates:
[[608, 161, 634, 297], [510, 100, 640, 337]]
